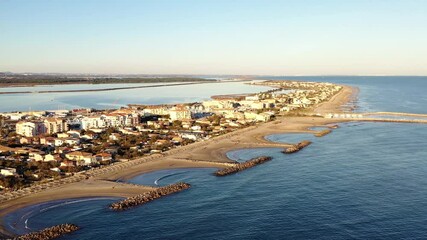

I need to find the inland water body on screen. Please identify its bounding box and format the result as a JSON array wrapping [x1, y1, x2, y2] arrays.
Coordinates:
[[0, 81, 270, 112]]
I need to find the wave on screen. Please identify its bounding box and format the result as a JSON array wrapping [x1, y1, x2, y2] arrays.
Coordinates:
[[39, 197, 117, 213], [11, 197, 118, 233]]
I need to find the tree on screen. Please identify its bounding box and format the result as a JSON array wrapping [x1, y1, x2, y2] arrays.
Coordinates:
[[172, 120, 182, 129]]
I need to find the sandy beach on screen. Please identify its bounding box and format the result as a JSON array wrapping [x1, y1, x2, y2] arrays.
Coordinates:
[[0, 84, 355, 238]]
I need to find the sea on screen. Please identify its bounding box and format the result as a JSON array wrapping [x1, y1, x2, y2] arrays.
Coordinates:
[[4, 76, 427, 239]]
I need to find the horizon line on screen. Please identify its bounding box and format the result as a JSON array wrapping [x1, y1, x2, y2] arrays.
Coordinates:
[[2, 71, 427, 77]]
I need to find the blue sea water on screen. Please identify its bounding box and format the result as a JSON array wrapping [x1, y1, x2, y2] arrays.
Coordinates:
[[4, 76, 427, 239], [263, 76, 427, 113]]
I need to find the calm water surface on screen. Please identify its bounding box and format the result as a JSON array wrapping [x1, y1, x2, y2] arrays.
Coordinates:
[[0, 81, 270, 112], [5, 77, 427, 239]]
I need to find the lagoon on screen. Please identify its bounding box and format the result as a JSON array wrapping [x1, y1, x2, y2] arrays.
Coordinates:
[[0, 81, 270, 112]]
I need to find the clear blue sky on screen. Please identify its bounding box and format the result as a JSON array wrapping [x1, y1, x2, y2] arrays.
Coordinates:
[[1, 0, 426, 75]]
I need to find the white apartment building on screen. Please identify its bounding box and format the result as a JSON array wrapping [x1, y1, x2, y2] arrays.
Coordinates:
[[16, 121, 46, 137]]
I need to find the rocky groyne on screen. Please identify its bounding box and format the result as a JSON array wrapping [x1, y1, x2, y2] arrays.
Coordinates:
[[314, 129, 332, 137], [13, 223, 79, 240], [214, 156, 272, 176], [109, 182, 191, 211], [283, 140, 312, 154]]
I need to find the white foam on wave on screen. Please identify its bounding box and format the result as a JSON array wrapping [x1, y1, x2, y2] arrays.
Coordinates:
[[18, 197, 118, 232]]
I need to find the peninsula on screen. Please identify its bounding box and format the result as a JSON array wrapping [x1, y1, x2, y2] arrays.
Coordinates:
[[0, 79, 351, 238], [1, 79, 425, 238]]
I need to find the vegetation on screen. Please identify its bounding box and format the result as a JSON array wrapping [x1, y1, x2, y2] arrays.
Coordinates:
[[0, 73, 211, 85], [0, 156, 61, 190]]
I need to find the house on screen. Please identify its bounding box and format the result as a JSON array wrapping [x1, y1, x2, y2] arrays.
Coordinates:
[[228, 121, 241, 127], [155, 139, 169, 145], [57, 133, 69, 138], [0, 167, 17, 176], [19, 137, 38, 145], [64, 138, 80, 146], [29, 152, 44, 161], [95, 153, 113, 162], [55, 147, 72, 154], [81, 133, 96, 140], [244, 112, 273, 122], [109, 133, 121, 141], [40, 137, 56, 146], [171, 136, 183, 144], [65, 151, 96, 166], [108, 109, 140, 126], [60, 160, 76, 168], [224, 111, 245, 120], [190, 125, 202, 131], [54, 138, 65, 147], [178, 131, 205, 141], [15, 147, 43, 155], [44, 154, 62, 162], [79, 116, 106, 130]]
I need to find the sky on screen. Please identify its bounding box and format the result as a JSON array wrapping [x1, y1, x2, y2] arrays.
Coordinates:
[[0, 0, 426, 75]]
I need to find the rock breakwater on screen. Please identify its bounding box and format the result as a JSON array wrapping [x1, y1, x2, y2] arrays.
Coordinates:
[[314, 129, 332, 137], [13, 223, 79, 240], [214, 156, 272, 176], [109, 182, 191, 211], [283, 140, 312, 154]]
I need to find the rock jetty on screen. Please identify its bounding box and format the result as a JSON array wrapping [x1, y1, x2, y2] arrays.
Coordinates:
[[13, 223, 79, 240], [110, 182, 191, 211], [283, 140, 312, 154], [314, 129, 332, 137], [214, 156, 272, 176]]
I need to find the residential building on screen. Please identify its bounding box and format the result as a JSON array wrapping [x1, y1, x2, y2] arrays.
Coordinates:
[[95, 153, 113, 162], [1, 167, 17, 176], [16, 121, 46, 137], [143, 105, 170, 115], [44, 118, 68, 134], [65, 151, 96, 166], [169, 106, 192, 121]]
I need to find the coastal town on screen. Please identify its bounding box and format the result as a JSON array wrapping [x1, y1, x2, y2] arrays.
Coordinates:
[[2, 1, 425, 239], [0, 80, 342, 191]]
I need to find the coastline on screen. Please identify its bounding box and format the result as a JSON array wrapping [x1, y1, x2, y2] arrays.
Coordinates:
[[0, 84, 354, 238]]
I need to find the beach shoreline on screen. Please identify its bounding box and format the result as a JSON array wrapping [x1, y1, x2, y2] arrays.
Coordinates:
[[0, 84, 354, 238]]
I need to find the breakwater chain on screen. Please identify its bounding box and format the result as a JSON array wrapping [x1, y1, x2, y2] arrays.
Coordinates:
[[109, 182, 191, 211], [283, 140, 312, 154], [214, 156, 272, 176], [12, 224, 79, 240]]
